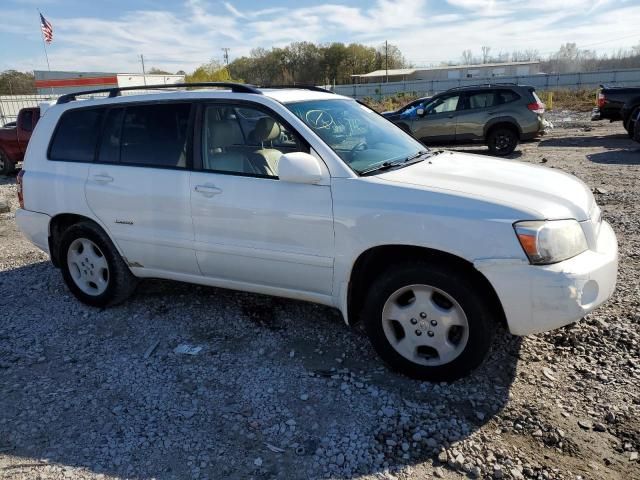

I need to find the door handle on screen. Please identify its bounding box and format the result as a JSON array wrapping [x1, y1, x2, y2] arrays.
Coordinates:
[[195, 184, 222, 197], [91, 174, 114, 184]]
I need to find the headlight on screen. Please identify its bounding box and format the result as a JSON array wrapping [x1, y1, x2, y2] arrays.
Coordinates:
[[514, 219, 588, 265]]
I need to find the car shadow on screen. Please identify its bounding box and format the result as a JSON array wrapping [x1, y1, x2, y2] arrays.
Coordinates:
[[539, 133, 634, 149], [586, 149, 640, 165], [0, 261, 520, 479]]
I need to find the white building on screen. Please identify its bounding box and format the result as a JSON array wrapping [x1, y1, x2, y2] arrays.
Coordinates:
[[351, 61, 541, 84]]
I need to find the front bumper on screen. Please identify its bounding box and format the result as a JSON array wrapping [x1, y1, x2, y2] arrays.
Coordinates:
[[15, 208, 51, 254], [475, 221, 618, 336]]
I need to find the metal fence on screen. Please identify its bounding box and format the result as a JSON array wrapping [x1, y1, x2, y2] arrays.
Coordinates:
[[0, 94, 60, 125], [0, 90, 166, 125], [331, 68, 640, 100]]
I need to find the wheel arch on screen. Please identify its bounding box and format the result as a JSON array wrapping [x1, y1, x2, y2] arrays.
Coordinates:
[[484, 118, 521, 139], [48, 213, 122, 268], [345, 244, 506, 328]]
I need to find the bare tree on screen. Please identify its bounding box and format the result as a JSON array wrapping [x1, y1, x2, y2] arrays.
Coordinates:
[[481, 46, 491, 64], [461, 50, 473, 65]]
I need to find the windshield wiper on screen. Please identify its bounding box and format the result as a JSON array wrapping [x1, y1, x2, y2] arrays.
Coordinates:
[[359, 150, 431, 176]]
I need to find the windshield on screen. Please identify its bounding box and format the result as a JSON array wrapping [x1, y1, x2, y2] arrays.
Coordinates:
[[285, 99, 426, 174]]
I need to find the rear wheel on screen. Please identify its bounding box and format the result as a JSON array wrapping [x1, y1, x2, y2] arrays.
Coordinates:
[[361, 263, 495, 381], [487, 127, 518, 156], [60, 222, 138, 307], [626, 107, 640, 139], [0, 151, 15, 176]]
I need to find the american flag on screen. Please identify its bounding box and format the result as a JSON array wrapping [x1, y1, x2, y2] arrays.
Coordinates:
[[40, 13, 53, 44]]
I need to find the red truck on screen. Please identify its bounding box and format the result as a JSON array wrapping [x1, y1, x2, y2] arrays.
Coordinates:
[[0, 107, 40, 175]]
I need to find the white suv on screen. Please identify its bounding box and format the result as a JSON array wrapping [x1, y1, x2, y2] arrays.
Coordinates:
[[16, 83, 618, 381]]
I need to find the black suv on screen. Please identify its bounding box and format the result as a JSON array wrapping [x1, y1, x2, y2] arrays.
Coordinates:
[[383, 84, 547, 156]]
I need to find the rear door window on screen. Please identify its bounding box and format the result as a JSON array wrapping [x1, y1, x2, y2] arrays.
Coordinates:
[[467, 91, 496, 109], [120, 103, 191, 168], [49, 108, 104, 162], [98, 108, 125, 164]]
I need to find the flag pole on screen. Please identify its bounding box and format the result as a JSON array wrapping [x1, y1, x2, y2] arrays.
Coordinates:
[[37, 9, 52, 72], [37, 9, 54, 95]]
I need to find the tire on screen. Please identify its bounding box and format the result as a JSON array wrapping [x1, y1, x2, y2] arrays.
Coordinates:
[[626, 108, 640, 139], [59, 221, 138, 307], [0, 151, 15, 176], [487, 127, 518, 156], [361, 262, 495, 381]]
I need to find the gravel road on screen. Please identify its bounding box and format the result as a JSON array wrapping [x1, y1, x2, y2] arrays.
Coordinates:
[[0, 112, 638, 480]]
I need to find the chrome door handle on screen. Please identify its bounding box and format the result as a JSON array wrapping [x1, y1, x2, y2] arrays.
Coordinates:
[[91, 174, 114, 184], [195, 184, 222, 197]]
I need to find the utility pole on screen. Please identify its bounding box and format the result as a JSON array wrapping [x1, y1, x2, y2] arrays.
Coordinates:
[[140, 54, 147, 85], [385, 40, 389, 83], [221, 48, 230, 67]]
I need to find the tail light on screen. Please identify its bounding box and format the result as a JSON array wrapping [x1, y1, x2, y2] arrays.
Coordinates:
[[597, 92, 606, 108], [527, 102, 545, 115], [17, 169, 24, 209]]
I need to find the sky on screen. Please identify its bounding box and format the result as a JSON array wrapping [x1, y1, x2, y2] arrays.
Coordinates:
[[1, 0, 639, 75]]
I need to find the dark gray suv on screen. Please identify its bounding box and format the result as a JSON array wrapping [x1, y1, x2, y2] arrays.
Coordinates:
[[384, 84, 547, 156]]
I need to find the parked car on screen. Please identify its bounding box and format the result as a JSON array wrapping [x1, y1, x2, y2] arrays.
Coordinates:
[[633, 108, 640, 143], [16, 83, 617, 381], [381, 96, 431, 124], [0, 107, 40, 175], [383, 84, 546, 156], [591, 85, 640, 137]]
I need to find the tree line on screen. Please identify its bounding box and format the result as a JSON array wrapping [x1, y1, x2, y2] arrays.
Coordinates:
[[458, 43, 640, 74], [2, 41, 640, 95]]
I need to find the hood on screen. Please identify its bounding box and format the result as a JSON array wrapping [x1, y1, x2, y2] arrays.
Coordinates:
[[377, 151, 595, 221]]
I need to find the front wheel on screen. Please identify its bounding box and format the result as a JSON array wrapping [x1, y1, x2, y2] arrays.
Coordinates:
[[487, 127, 518, 156], [60, 222, 138, 307], [361, 263, 495, 381]]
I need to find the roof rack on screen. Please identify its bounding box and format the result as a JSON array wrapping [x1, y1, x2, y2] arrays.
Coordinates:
[[260, 85, 335, 94], [444, 82, 521, 92], [56, 82, 263, 105]]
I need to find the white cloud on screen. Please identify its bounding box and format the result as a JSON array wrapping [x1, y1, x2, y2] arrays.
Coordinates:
[[0, 0, 638, 74]]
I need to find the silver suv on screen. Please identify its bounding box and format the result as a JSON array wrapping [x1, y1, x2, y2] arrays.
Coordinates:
[[385, 84, 547, 156]]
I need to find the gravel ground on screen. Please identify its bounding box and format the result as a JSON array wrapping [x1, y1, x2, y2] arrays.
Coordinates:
[[0, 112, 639, 480]]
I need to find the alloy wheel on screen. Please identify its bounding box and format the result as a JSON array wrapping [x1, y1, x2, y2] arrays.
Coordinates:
[[381, 284, 469, 366]]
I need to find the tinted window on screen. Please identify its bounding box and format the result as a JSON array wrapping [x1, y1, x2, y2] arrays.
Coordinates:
[[202, 104, 306, 177], [98, 108, 124, 163], [49, 108, 104, 162], [120, 103, 191, 168], [467, 92, 496, 109], [496, 89, 520, 104], [20, 110, 34, 132]]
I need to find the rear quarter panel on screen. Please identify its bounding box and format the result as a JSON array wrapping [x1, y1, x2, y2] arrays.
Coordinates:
[[21, 106, 97, 233]]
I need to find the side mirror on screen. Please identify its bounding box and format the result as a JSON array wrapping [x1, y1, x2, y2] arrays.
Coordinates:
[[277, 152, 323, 184], [416, 108, 425, 117]]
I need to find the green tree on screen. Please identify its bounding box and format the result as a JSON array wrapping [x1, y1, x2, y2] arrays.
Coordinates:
[[185, 60, 237, 83], [0, 70, 36, 94]]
